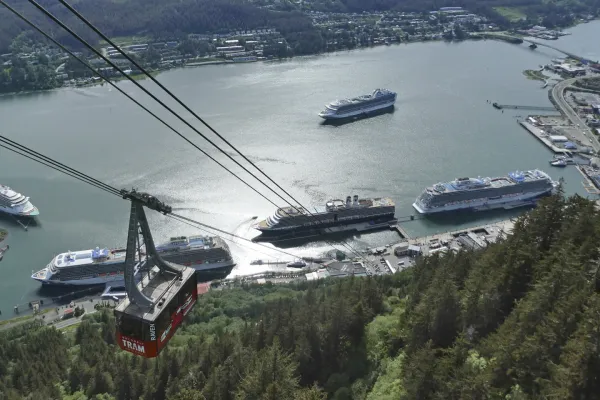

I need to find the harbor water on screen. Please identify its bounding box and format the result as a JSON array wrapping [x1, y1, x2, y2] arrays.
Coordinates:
[[0, 21, 599, 318]]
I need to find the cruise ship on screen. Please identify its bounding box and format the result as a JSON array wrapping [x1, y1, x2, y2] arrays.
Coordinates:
[[413, 170, 557, 214], [31, 235, 235, 286], [253, 195, 396, 242], [0, 184, 39, 217], [318, 89, 396, 120]]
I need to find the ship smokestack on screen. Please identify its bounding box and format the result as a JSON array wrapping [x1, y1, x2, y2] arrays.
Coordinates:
[[353, 195, 359, 206], [346, 196, 352, 207]]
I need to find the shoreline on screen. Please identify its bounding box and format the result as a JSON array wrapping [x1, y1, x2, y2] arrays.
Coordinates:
[[0, 21, 593, 98]]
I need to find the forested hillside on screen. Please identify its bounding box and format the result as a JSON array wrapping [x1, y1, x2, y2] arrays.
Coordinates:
[[1, 191, 600, 399], [0, 0, 315, 53], [2, 0, 600, 53]]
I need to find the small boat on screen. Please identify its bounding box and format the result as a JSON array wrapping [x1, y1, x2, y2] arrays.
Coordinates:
[[287, 260, 307, 268], [550, 158, 567, 167], [529, 43, 538, 50], [251, 216, 258, 220]]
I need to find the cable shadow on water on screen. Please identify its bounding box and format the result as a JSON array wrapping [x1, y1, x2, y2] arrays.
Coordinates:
[[319, 106, 395, 127]]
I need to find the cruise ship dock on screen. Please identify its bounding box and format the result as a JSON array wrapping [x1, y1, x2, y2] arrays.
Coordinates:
[[366, 219, 515, 274]]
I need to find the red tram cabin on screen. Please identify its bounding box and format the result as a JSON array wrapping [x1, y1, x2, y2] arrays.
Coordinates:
[[115, 267, 198, 358]]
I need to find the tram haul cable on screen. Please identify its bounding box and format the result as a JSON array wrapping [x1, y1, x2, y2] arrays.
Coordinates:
[[0, 137, 336, 358], [3, 0, 366, 261], [0, 139, 120, 197], [0, 0, 290, 212], [58, 0, 335, 217], [0, 135, 121, 196], [28, 0, 366, 261], [0, 135, 314, 263], [22, 0, 305, 211], [168, 213, 314, 261]]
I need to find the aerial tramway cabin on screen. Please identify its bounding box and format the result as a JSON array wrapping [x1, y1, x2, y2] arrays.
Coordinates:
[[115, 266, 198, 358]]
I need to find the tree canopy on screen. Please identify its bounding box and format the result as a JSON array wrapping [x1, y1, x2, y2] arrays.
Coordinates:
[[2, 192, 600, 399], [0, 0, 316, 53]]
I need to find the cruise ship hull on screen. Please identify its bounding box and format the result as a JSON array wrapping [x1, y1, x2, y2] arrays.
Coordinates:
[[412, 189, 552, 214], [319, 100, 395, 120], [0, 204, 39, 217], [253, 216, 396, 243]]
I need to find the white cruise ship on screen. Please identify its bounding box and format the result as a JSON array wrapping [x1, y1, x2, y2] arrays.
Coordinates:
[[31, 235, 235, 286], [318, 89, 396, 120], [0, 184, 39, 216], [413, 170, 557, 214]]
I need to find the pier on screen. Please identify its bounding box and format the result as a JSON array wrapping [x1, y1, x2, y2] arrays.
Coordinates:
[[390, 223, 411, 239], [367, 219, 515, 273], [518, 120, 565, 153], [493, 103, 557, 111], [577, 165, 600, 194]]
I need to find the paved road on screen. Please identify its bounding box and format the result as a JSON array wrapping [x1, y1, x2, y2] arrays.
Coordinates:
[[54, 310, 97, 330], [551, 76, 600, 153], [0, 297, 108, 332]]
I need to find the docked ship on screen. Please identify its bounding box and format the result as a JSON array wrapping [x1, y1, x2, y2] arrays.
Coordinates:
[[253, 195, 396, 242], [0, 184, 39, 217], [31, 235, 235, 286], [413, 170, 557, 214], [318, 89, 396, 120]]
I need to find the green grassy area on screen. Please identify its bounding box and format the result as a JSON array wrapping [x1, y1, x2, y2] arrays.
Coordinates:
[[0, 308, 53, 327], [0, 229, 7, 242], [98, 35, 152, 47], [523, 69, 550, 81], [493, 6, 527, 22]]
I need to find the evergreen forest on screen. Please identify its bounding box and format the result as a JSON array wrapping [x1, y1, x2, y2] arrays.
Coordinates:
[[1, 192, 600, 399], [2, 0, 600, 54]]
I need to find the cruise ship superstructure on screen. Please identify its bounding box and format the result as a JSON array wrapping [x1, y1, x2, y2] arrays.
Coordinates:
[[413, 170, 557, 214], [319, 89, 396, 120], [254, 195, 396, 241], [0, 185, 39, 217], [31, 235, 235, 286]]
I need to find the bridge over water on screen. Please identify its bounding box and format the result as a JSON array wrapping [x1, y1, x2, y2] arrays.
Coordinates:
[[490, 33, 597, 64], [524, 38, 589, 61]]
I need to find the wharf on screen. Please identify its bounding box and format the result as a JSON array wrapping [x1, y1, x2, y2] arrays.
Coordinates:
[[367, 219, 515, 273], [519, 120, 567, 153], [577, 165, 600, 194], [0, 219, 518, 329]]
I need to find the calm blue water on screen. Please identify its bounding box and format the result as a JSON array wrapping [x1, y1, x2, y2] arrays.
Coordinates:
[[0, 21, 598, 317]]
